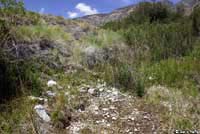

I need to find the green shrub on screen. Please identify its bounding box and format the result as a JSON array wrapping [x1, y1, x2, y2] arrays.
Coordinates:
[[14, 25, 71, 42], [83, 29, 123, 48], [141, 57, 200, 97], [123, 23, 194, 61], [191, 4, 200, 36], [103, 1, 182, 30], [101, 64, 145, 97], [0, 53, 42, 101], [190, 47, 200, 59]]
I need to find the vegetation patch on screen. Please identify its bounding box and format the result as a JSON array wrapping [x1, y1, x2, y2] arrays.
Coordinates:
[[14, 25, 71, 43]]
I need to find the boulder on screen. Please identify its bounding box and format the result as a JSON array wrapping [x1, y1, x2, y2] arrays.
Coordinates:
[[34, 105, 51, 122]]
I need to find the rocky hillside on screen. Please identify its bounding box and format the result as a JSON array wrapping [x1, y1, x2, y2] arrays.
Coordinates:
[[78, 0, 200, 26], [178, 0, 199, 7], [177, 0, 200, 15], [77, 5, 136, 26]]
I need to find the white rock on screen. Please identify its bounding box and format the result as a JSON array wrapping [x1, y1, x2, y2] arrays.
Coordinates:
[[96, 120, 100, 124], [65, 92, 70, 96], [107, 124, 111, 127], [102, 108, 109, 111], [99, 88, 104, 92], [112, 117, 117, 120], [110, 106, 115, 110], [34, 105, 51, 122], [113, 91, 118, 96], [88, 88, 95, 95], [131, 117, 135, 121], [46, 91, 56, 97], [47, 80, 57, 87], [107, 90, 112, 93], [94, 111, 99, 115], [134, 128, 138, 131], [112, 87, 117, 92], [103, 82, 106, 87], [28, 96, 47, 102], [94, 106, 99, 111]]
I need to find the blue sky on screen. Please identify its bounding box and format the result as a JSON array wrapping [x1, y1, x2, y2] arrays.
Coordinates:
[[23, 0, 181, 18]]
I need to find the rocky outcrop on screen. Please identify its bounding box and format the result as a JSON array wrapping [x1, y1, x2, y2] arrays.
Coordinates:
[[77, 5, 136, 26], [77, 0, 200, 26], [177, 0, 200, 15]]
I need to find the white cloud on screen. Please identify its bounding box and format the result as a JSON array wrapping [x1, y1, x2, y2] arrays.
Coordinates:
[[75, 3, 98, 15], [39, 8, 45, 14], [67, 11, 78, 18]]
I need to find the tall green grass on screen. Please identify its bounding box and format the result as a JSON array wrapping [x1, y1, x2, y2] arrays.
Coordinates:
[[14, 25, 71, 42], [82, 29, 124, 48]]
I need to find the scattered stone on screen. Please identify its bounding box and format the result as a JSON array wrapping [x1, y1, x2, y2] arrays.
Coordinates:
[[28, 96, 47, 102], [68, 122, 86, 134], [102, 108, 109, 111], [109, 106, 115, 110], [113, 91, 118, 96], [47, 80, 57, 87], [107, 124, 111, 127], [34, 105, 51, 122], [112, 117, 117, 120], [99, 88, 104, 92], [79, 87, 87, 93], [65, 92, 70, 96], [88, 88, 95, 95], [46, 90, 56, 97], [134, 128, 138, 131]]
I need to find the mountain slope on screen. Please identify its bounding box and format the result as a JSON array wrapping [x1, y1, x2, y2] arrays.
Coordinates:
[[78, 0, 200, 26], [77, 4, 136, 26]]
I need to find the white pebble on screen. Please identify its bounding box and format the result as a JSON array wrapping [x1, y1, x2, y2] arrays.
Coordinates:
[[88, 88, 95, 94], [47, 80, 57, 87]]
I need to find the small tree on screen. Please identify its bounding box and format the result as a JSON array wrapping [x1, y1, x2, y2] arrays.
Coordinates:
[[191, 4, 200, 36]]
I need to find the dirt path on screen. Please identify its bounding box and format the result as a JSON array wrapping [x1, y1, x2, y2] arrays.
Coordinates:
[[33, 80, 160, 134]]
